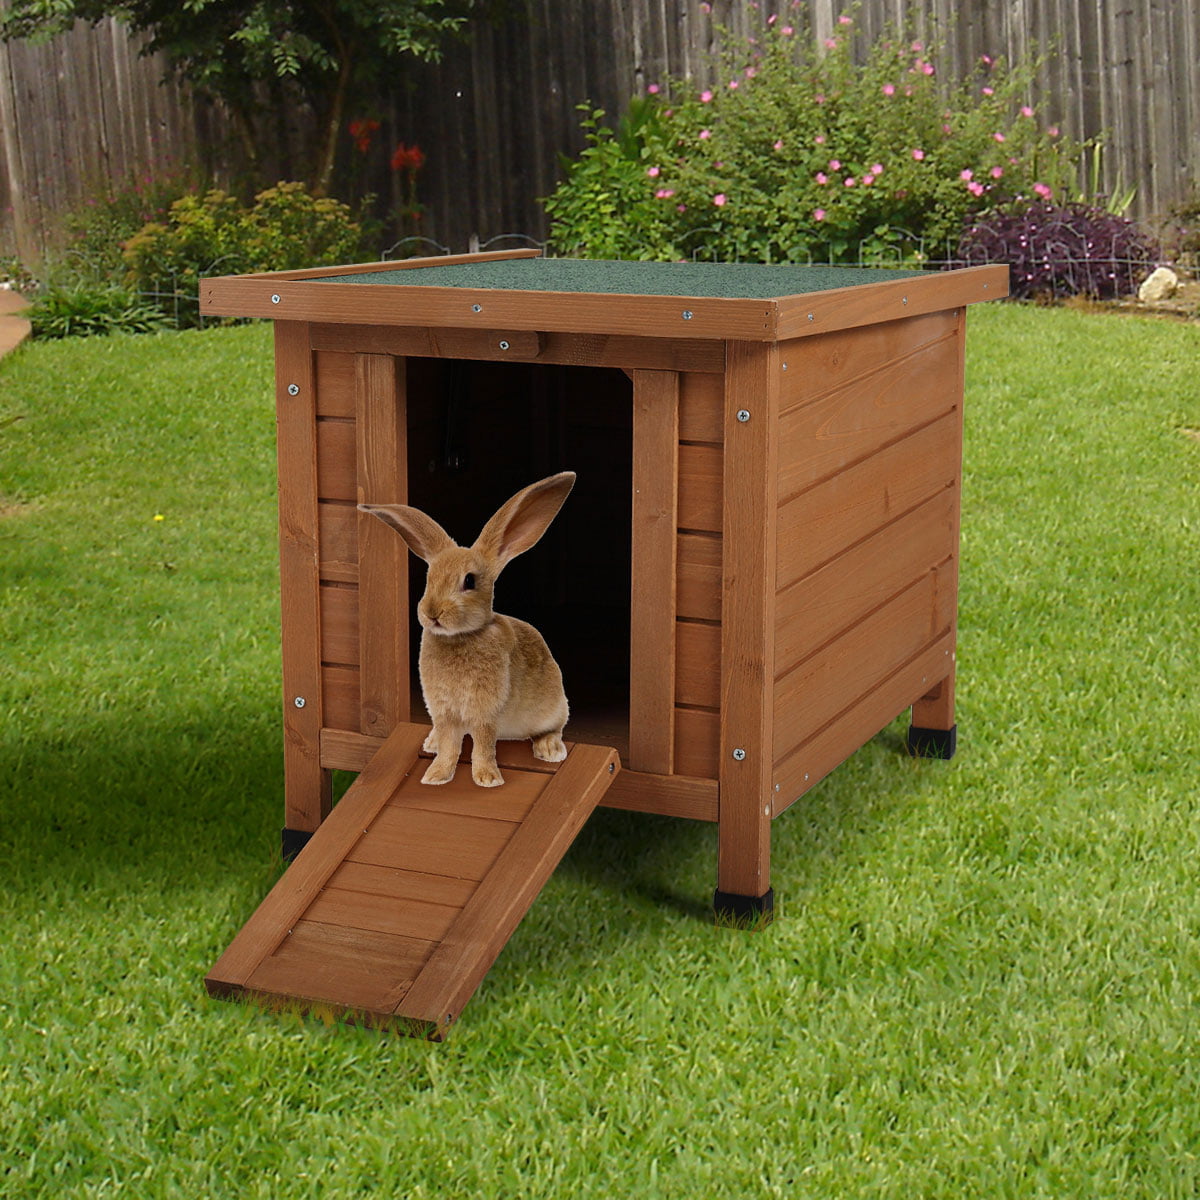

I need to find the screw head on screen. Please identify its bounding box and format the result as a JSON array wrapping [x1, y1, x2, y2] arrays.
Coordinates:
[[471, 304, 482, 313], [732, 747, 746, 761], [293, 696, 306, 709], [270, 294, 281, 304], [807, 312, 815, 322], [286, 383, 299, 396], [736, 409, 751, 423], [498, 340, 510, 350], [682, 310, 694, 320]]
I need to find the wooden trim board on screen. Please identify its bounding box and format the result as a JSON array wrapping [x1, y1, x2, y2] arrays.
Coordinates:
[[207, 722, 619, 1039]]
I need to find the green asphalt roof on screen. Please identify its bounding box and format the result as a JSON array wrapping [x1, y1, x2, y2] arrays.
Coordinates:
[[317, 257, 924, 300]]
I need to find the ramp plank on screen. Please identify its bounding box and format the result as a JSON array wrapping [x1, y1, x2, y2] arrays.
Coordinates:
[[206, 723, 618, 1038]]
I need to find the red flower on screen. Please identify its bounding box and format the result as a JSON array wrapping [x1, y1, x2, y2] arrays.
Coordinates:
[[391, 142, 426, 172], [348, 118, 380, 154]]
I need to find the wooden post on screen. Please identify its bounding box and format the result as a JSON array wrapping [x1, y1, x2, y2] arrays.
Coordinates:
[[629, 369, 680, 775], [716, 341, 780, 917], [274, 322, 331, 844], [909, 312, 966, 759], [355, 353, 410, 737]]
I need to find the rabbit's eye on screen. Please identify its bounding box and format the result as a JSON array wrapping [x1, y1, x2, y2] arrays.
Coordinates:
[[462, 573, 476, 592]]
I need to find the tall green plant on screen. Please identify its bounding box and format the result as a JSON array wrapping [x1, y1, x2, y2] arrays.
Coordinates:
[[545, 15, 1079, 264]]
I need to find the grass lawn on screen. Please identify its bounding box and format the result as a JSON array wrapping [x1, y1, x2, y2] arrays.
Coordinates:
[[2, 303, 1199, 1198]]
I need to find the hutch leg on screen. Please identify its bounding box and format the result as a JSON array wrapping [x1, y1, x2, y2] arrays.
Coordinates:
[[908, 669, 957, 759], [274, 321, 332, 859], [714, 342, 780, 923]]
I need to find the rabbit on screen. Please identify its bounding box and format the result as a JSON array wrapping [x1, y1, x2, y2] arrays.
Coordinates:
[[359, 471, 575, 788]]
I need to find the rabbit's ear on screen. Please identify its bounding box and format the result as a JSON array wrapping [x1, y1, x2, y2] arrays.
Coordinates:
[[359, 504, 455, 562], [474, 471, 576, 569]]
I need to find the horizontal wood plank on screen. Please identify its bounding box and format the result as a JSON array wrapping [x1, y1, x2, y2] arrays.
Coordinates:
[[677, 533, 722, 622], [679, 371, 724, 442], [321, 665, 360, 732], [324, 860, 477, 909], [601, 767, 718, 820], [777, 331, 961, 497], [319, 583, 359, 666], [773, 633, 956, 811], [773, 565, 953, 758], [315, 350, 356, 418], [775, 488, 956, 671], [306, 886, 462, 943], [674, 707, 720, 779], [316, 419, 357, 500], [387, 762, 549, 821], [777, 410, 960, 587], [347, 805, 517, 881], [676, 620, 720, 709], [678, 443, 723, 531], [319, 502, 358, 583]]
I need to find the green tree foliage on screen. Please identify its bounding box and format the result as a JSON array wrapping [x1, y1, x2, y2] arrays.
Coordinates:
[[0, 0, 485, 193]]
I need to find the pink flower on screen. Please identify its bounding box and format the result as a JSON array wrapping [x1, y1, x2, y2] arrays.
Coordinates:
[[912, 148, 926, 161], [921, 62, 935, 76], [655, 188, 675, 199], [990, 166, 1004, 179], [981, 53, 994, 67], [1048, 126, 1060, 137], [883, 83, 896, 96], [781, 25, 794, 36], [839, 15, 853, 25], [967, 181, 985, 197], [1033, 182, 1053, 199], [871, 163, 883, 175], [647, 166, 660, 177], [647, 84, 660, 95], [745, 67, 757, 79], [700, 1, 711, 11], [814, 93, 826, 104], [677, 203, 687, 213], [1020, 105, 1034, 117], [699, 129, 712, 140], [829, 159, 841, 170], [844, 176, 856, 187], [767, 12, 777, 24], [728, 79, 740, 89], [815, 172, 829, 185], [912, 40, 924, 52], [700, 90, 713, 103], [862, 173, 875, 186], [960, 169, 973, 181], [773, 139, 785, 150], [943, 123, 953, 134], [982, 86, 995, 96], [824, 37, 838, 49], [814, 134, 825, 145], [813, 208, 827, 221], [993, 132, 1006, 143], [713, 193, 727, 206]]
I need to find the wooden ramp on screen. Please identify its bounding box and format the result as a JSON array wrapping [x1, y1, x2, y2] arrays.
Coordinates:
[[206, 723, 619, 1039]]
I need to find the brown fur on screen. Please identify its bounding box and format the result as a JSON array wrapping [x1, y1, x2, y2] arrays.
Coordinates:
[[360, 472, 574, 787]]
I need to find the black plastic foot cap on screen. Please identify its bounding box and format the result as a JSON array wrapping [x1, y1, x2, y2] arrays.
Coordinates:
[[714, 887, 775, 926], [281, 827, 314, 862], [907, 723, 958, 760]]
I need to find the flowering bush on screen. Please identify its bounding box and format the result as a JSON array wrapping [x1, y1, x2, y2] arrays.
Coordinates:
[[957, 200, 1160, 300], [123, 182, 371, 324], [545, 14, 1077, 263]]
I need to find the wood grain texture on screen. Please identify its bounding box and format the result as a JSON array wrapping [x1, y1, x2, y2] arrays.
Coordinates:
[[629, 369, 679, 775], [678, 443, 723, 532], [676, 621, 720, 709], [717, 341, 780, 900], [397, 743, 619, 1031], [273, 322, 331, 832], [355, 353, 409, 736], [677, 533, 722, 622]]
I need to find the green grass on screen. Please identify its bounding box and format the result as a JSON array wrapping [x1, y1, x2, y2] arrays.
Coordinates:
[[2, 306, 1199, 1198]]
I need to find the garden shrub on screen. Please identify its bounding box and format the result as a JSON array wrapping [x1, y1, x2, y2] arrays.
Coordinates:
[[123, 182, 372, 324], [29, 283, 168, 339], [545, 14, 1078, 264], [957, 200, 1160, 300]]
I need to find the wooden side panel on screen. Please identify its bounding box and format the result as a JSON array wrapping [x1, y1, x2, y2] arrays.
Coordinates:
[[274, 322, 331, 832], [772, 310, 966, 802], [355, 353, 409, 736], [629, 370, 679, 775], [717, 342, 779, 901], [678, 443, 723, 532], [677, 533, 721, 622]]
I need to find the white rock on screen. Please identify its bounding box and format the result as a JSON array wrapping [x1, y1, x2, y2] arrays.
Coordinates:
[[1138, 266, 1179, 303]]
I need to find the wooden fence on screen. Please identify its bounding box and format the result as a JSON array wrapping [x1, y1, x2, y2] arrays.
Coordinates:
[[2, 1, 1197, 264]]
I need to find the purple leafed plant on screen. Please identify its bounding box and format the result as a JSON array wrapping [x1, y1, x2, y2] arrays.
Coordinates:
[[956, 200, 1160, 300]]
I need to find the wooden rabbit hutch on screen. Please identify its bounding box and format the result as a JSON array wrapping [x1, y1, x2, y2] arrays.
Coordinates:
[[201, 250, 1006, 1036]]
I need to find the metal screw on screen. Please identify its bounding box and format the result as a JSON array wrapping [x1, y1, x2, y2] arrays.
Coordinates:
[[498, 340, 510, 350], [608, 762, 615, 773], [736, 409, 751, 423], [293, 696, 306, 709], [807, 312, 815, 322], [471, 304, 482, 313], [286, 383, 299, 396], [682, 310, 694, 320], [902, 296, 909, 305], [782, 362, 788, 370], [270, 294, 281, 305], [732, 748, 746, 761]]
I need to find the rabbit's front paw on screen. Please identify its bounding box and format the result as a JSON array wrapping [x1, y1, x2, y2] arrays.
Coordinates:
[[532, 732, 567, 763], [422, 729, 438, 754], [472, 761, 505, 788], [421, 757, 458, 785]]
